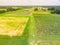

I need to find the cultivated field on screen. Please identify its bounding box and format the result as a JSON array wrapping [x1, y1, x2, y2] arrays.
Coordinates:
[[0, 6, 60, 45], [32, 14, 60, 45], [0, 16, 29, 37]]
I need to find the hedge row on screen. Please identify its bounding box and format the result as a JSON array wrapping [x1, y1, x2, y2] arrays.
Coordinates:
[[0, 7, 20, 14]]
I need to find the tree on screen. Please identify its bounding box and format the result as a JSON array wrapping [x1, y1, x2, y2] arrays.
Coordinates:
[[34, 8, 38, 11], [48, 7, 55, 11], [55, 10, 60, 14]]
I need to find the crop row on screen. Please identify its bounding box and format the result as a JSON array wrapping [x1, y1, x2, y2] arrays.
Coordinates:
[[34, 15, 60, 36], [0, 7, 20, 14]]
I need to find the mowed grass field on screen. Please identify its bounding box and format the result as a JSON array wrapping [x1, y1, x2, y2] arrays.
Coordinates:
[[32, 14, 60, 45]]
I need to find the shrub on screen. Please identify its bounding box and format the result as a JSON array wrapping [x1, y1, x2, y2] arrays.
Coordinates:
[[48, 7, 55, 11], [51, 11, 55, 14], [50, 8, 60, 14], [0, 9, 7, 14], [7, 8, 14, 11], [7, 7, 18, 11], [34, 8, 38, 11], [55, 10, 60, 14]]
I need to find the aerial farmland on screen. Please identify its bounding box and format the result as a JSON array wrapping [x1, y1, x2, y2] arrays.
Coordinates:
[[0, 6, 60, 45]]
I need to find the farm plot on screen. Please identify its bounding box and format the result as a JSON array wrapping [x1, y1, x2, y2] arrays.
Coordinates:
[[33, 12, 49, 14], [0, 16, 29, 37], [4, 9, 31, 16], [33, 14, 60, 45]]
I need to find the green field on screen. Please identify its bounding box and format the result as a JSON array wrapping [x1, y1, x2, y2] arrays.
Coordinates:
[[32, 14, 60, 45], [0, 7, 60, 45]]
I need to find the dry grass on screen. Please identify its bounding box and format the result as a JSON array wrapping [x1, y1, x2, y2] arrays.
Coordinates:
[[33, 12, 49, 14], [6, 14, 18, 16]]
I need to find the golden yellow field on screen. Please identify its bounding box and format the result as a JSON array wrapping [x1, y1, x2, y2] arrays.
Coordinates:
[[0, 17, 29, 37], [33, 12, 49, 14]]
